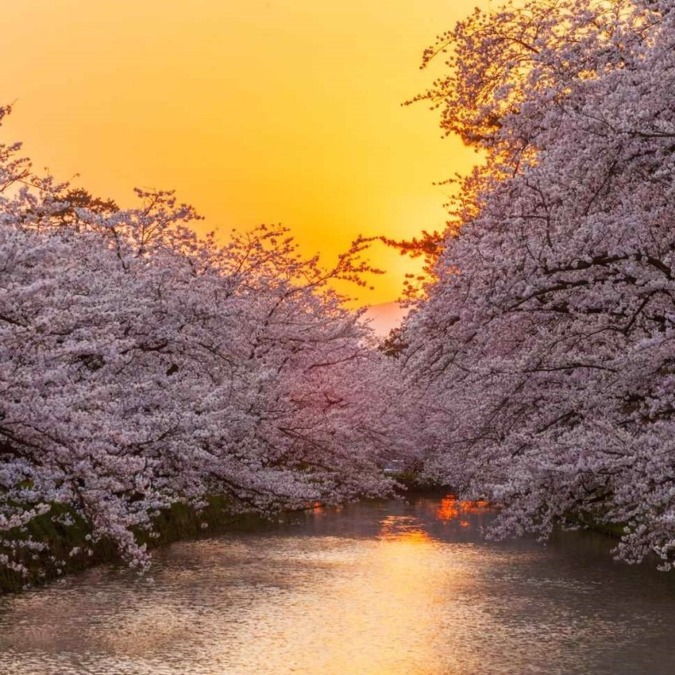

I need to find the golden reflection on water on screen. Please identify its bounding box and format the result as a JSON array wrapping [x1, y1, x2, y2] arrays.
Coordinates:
[[1, 496, 674, 675], [0, 499, 525, 674], [436, 496, 490, 524], [206, 507, 493, 674], [214, 516, 458, 674], [378, 514, 433, 542]]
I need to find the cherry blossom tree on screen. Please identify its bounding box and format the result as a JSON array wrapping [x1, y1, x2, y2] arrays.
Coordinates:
[[0, 107, 400, 576], [400, 0, 675, 567]]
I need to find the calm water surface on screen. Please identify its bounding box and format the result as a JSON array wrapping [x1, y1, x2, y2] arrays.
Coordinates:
[[0, 495, 674, 674]]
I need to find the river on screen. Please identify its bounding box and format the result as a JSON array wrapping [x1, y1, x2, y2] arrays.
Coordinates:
[[0, 494, 674, 674]]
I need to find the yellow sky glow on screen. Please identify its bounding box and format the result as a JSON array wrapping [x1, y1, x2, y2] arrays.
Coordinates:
[[0, 0, 482, 304]]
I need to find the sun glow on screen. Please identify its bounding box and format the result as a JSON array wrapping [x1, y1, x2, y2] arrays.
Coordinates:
[[0, 0, 484, 305]]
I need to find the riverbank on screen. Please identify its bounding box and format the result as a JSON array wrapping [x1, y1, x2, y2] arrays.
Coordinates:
[[1, 486, 425, 594], [0, 474, 441, 594], [0, 497, 272, 594], [0, 482, 625, 594]]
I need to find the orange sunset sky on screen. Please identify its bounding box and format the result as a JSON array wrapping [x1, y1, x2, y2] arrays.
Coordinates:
[[0, 0, 484, 305]]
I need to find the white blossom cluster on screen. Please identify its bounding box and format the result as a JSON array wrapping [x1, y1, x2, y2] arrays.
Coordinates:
[[400, 0, 675, 568]]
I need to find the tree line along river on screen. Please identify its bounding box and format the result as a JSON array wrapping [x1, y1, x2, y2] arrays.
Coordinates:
[[0, 493, 674, 674]]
